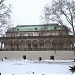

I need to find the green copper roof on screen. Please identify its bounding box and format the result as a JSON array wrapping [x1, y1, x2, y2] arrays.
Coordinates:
[[7, 24, 64, 32]]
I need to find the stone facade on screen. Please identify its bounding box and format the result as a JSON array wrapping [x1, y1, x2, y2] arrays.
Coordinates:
[[0, 51, 75, 60], [0, 24, 74, 51]]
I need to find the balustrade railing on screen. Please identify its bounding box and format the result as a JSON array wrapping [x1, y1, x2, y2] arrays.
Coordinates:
[[0, 48, 75, 51]]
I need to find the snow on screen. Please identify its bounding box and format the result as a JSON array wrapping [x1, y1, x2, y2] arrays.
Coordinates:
[[0, 59, 75, 75]]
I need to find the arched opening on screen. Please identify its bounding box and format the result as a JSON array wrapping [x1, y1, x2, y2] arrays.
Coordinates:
[[45, 40, 51, 50], [0, 42, 4, 50], [26, 40, 32, 50], [14, 40, 19, 50], [39, 40, 44, 50], [8, 40, 13, 50], [32, 40, 38, 50], [20, 40, 25, 50]]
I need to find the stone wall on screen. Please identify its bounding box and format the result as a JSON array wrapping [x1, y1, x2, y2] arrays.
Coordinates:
[[0, 50, 75, 60]]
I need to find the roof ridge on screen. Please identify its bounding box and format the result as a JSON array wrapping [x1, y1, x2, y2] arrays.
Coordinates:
[[17, 23, 59, 27]]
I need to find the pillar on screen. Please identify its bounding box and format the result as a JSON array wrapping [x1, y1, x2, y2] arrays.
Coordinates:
[[44, 42, 45, 48], [1, 42, 3, 50], [10, 44, 12, 50], [31, 42, 32, 48], [25, 41, 26, 50]]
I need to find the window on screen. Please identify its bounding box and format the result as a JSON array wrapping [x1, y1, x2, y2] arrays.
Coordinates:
[[39, 57, 42, 61], [17, 28, 19, 30], [50, 56, 54, 60], [35, 28, 37, 30], [23, 55, 26, 59]]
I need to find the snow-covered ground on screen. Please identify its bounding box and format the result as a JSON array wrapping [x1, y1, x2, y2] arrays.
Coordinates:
[[0, 59, 75, 75]]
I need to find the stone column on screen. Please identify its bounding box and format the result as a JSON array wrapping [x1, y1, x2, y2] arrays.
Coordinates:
[[31, 42, 32, 48], [16, 44, 19, 50], [10, 44, 12, 50], [25, 41, 26, 50], [37, 40, 39, 50], [1, 42, 3, 50], [44, 42, 45, 48]]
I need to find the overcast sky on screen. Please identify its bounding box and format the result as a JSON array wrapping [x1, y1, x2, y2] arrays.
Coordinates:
[[5, 0, 50, 26]]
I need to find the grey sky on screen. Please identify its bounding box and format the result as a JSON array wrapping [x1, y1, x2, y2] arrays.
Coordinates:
[[6, 0, 50, 26]]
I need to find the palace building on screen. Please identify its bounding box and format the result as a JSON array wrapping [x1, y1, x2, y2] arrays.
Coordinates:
[[0, 23, 75, 60], [0, 23, 74, 51]]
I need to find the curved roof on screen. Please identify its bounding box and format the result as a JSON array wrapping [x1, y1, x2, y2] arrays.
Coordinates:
[[7, 24, 65, 32]]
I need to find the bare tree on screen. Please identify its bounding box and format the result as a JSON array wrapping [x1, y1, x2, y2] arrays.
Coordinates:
[[0, 0, 12, 36], [42, 0, 75, 49]]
